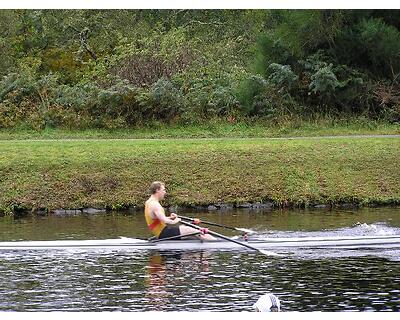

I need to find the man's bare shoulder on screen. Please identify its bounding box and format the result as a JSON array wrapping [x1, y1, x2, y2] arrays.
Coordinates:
[[146, 198, 161, 210]]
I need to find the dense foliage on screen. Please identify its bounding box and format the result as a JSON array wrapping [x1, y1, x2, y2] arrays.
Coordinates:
[[0, 9, 399, 130]]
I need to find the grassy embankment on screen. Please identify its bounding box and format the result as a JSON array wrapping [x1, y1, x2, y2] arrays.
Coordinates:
[[0, 134, 399, 214]]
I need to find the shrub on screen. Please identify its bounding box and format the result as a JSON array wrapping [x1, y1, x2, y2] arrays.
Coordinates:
[[108, 29, 194, 88], [299, 52, 365, 113], [54, 83, 98, 111], [309, 65, 341, 97], [55, 79, 141, 127], [236, 74, 268, 115], [357, 18, 400, 77], [206, 86, 240, 117], [137, 78, 184, 122], [372, 80, 400, 122], [97, 79, 138, 118], [252, 83, 300, 119], [179, 64, 242, 121], [335, 17, 400, 78], [253, 33, 292, 77], [0, 100, 20, 128], [0, 71, 47, 129], [267, 63, 298, 92], [332, 64, 365, 113]]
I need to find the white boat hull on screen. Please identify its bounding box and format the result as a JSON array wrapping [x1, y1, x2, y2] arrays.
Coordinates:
[[0, 235, 400, 250]]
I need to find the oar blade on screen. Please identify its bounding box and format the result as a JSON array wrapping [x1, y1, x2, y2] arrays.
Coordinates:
[[180, 220, 281, 256], [236, 228, 256, 234]]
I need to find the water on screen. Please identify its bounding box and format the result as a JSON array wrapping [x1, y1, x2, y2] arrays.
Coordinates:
[[0, 207, 399, 311]]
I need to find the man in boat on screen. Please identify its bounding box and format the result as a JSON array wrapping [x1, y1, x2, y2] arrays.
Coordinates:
[[145, 181, 216, 240]]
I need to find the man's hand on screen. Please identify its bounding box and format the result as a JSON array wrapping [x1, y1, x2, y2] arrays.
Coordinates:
[[168, 213, 181, 224]]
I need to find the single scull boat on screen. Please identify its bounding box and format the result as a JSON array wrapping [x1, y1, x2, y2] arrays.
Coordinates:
[[0, 235, 399, 250]]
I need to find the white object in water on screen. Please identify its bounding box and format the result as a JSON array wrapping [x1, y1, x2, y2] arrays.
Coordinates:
[[253, 293, 281, 312]]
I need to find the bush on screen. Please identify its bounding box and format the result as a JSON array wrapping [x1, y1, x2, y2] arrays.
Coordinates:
[[206, 86, 240, 117], [236, 74, 299, 118], [179, 63, 243, 121], [253, 83, 300, 119], [97, 79, 138, 120], [299, 52, 365, 113], [137, 78, 184, 122], [309, 65, 340, 97], [267, 63, 298, 92], [253, 33, 292, 77], [0, 71, 46, 129], [381, 104, 400, 123], [54, 79, 142, 128], [54, 83, 98, 112], [1, 71, 141, 129], [108, 29, 194, 88], [0, 100, 20, 128], [372, 80, 400, 122], [335, 17, 400, 78], [236, 74, 268, 114], [332, 64, 365, 113], [357, 18, 400, 77]]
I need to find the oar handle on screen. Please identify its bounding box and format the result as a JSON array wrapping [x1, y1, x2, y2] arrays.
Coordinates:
[[180, 220, 260, 253]]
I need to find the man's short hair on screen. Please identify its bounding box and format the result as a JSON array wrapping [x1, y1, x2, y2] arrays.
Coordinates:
[[149, 181, 165, 194]]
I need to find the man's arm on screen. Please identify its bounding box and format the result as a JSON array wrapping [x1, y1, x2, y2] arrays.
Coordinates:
[[152, 204, 181, 225]]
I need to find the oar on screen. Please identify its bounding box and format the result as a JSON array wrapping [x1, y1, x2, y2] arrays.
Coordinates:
[[150, 231, 201, 243], [180, 220, 279, 256], [178, 215, 255, 234]]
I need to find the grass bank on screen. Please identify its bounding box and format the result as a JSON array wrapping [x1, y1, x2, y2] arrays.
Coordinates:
[[0, 118, 399, 140], [0, 136, 399, 214]]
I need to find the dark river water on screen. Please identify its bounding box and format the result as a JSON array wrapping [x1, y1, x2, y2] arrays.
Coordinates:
[[0, 207, 399, 312]]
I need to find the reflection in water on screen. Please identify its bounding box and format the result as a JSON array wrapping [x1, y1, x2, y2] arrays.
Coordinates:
[[145, 251, 211, 311], [146, 253, 170, 310]]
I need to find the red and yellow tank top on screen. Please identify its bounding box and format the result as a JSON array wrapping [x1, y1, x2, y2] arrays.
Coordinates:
[[144, 201, 166, 237]]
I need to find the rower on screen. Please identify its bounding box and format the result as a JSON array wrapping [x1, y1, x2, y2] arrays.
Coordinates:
[[253, 293, 281, 312], [144, 181, 216, 241]]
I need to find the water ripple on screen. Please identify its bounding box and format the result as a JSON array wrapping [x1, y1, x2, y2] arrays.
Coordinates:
[[1, 208, 400, 311]]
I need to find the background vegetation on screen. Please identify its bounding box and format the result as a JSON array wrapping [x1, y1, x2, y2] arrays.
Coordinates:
[[1, 10, 400, 131]]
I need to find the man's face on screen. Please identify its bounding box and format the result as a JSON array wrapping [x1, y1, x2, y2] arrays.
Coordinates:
[[156, 185, 166, 200]]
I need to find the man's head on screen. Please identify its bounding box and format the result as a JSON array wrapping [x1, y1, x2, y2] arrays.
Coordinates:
[[149, 181, 166, 200], [253, 293, 281, 312]]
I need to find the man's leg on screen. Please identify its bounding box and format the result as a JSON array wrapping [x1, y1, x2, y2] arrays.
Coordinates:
[[179, 225, 216, 241]]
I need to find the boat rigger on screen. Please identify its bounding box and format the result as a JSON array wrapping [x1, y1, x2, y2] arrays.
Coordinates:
[[0, 234, 400, 250]]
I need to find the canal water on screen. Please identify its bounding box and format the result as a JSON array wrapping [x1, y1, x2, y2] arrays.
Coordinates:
[[0, 207, 399, 312]]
